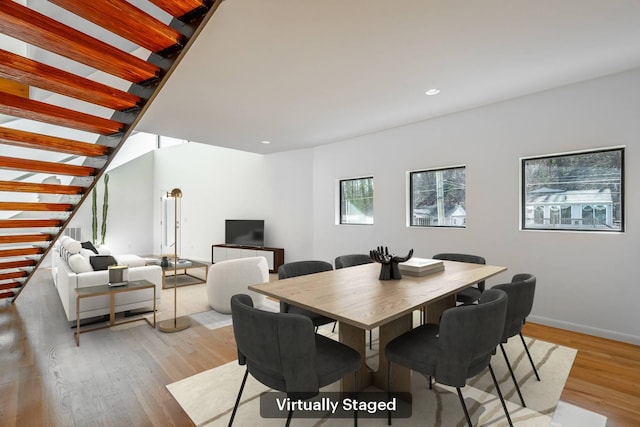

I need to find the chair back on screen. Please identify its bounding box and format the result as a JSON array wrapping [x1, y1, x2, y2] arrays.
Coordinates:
[[432, 253, 487, 291], [206, 257, 268, 313], [278, 260, 333, 279], [230, 294, 320, 399], [335, 254, 373, 269], [492, 273, 536, 341], [435, 288, 507, 387]]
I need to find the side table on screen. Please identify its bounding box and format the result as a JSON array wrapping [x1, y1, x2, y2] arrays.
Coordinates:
[[75, 279, 156, 346]]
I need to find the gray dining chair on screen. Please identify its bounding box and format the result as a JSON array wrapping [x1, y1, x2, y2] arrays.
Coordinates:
[[278, 260, 335, 329], [384, 288, 512, 427], [492, 273, 539, 407], [229, 294, 361, 427], [432, 253, 486, 305]]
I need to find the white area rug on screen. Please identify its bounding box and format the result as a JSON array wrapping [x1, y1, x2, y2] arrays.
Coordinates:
[[189, 299, 279, 330], [168, 330, 576, 426]]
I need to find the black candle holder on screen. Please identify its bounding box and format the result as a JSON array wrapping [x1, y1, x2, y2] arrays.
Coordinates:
[[369, 246, 414, 280]]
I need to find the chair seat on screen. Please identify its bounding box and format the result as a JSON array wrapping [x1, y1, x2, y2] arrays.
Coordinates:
[[385, 323, 440, 375], [286, 304, 334, 327], [248, 333, 361, 395], [456, 286, 482, 305]]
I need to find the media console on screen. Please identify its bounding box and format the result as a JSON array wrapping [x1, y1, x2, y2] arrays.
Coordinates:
[[211, 244, 285, 274]]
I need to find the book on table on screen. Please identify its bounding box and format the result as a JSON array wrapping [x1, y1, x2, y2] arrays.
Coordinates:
[[398, 258, 445, 276]]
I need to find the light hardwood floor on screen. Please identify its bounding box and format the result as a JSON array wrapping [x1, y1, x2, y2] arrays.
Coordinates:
[[1, 269, 638, 426]]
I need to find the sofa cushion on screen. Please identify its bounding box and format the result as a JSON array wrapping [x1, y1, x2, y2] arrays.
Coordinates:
[[68, 253, 94, 273], [90, 255, 117, 271], [114, 254, 146, 268], [81, 241, 99, 254], [62, 238, 82, 254]]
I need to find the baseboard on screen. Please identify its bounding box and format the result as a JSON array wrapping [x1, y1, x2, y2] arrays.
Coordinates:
[[528, 315, 640, 345]]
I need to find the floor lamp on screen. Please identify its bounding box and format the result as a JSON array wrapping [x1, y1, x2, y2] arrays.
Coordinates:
[[158, 188, 191, 333]]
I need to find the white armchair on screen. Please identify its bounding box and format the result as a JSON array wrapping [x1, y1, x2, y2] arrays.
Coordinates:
[[206, 257, 268, 313]]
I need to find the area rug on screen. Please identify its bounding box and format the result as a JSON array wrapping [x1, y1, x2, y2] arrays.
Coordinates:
[[167, 333, 576, 427], [190, 299, 279, 330]]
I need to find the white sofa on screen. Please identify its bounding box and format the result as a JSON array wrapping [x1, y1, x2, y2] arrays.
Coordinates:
[[52, 236, 162, 323]]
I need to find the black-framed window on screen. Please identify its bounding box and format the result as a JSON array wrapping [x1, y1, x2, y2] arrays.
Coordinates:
[[339, 177, 374, 225], [409, 166, 466, 227], [521, 147, 624, 232]]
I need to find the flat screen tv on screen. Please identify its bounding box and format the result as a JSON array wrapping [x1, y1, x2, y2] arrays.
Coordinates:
[[225, 219, 265, 247]]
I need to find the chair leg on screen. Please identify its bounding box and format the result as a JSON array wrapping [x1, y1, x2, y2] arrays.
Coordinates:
[[456, 387, 473, 427], [488, 363, 513, 427], [387, 361, 393, 426], [519, 332, 541, 381], [429, 375, 432, 390], [332, 321, 337, 333], [228, 368, 249, 427], [353, 370, 358, 427], [285, 409, 294, 427], [500, 343, 526, 407], [369, 329, 373, 349]]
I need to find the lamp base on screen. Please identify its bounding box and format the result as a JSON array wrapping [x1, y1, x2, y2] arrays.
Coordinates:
[[158, 316, 191, 333]]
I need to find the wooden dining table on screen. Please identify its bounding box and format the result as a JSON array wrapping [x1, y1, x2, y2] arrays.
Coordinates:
[[249, 260, 507, 393]]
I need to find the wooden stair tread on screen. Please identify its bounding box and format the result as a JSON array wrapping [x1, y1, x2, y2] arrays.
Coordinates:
[[0, 127, 110, 157], [0, 234, 53, 244], [49, 0, 184, 54], [149, 0, 206, 19], [0, 49, 141, 111], [0, 181, 84, 195], [0, 2, 160, 83], [0, 156, 96, 177], [0, 248, 43, 257], [0, 92, 123, 135], [0, 202, 75, 212], [0, 219, 64, 228]]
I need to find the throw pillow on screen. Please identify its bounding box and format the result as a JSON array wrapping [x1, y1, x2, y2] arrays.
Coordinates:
[[81, 241, 99, 254], [62, 238, 82, 255], [68, 254, 93, 273], [90, 255, 117, 271]]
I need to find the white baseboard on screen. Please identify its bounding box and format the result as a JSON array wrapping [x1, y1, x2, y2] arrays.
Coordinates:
[[528, 315, 640, 345]]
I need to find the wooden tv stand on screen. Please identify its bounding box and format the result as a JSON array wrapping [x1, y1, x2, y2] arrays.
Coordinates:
[[211, 244, 285, 273]]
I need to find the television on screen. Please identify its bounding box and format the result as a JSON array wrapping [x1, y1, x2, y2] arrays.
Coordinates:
[[225, 219, 265, 247]]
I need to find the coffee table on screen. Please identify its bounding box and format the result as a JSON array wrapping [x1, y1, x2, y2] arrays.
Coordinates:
[[159, 259, 210, 289]]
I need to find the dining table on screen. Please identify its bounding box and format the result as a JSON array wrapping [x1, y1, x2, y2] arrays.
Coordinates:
[[249, 260, 507, 393]]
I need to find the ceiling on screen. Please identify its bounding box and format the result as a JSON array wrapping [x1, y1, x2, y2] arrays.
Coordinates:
[[137, 0, 640, 155]]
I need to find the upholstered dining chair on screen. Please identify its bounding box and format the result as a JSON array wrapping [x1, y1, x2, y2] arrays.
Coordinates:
[[278, 260, 335, 329], [206, 257, 267, 314], [334, 254, 374, 346], [432, 253, 487, 305], [229, 294, 361, 427], [384, 288, 512, 427], [492, 273, 539, 407], [334, 254, 373, 269]]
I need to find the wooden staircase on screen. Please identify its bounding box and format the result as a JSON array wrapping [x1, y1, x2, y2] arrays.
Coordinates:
[[0, 0, 221, 303]]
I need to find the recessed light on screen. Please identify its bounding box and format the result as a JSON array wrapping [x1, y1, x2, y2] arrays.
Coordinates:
[[261, 140, 271, 144], [425, 88, 440, 96]]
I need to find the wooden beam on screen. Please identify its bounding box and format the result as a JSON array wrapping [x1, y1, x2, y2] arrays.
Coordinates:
[[148, 0, 205, 19], [0, 92, 123, 135], [0, 219, 63, 229], [0, 50, 140, 111], [49, 0, 184, 53], [0, 181, 84, 195], [0, 156, 96, 177], [0, 2, 160, 83], [0, 202, 74, 212], [0, 127, 109, 157]]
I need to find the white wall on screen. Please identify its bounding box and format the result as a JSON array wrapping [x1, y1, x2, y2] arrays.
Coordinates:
[[152, 143, 269, 262], [311, 68, 640, 344]]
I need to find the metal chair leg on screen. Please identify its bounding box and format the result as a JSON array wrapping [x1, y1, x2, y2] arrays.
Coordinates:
[[285, 409, 294, 427], [228, 368, 249, 427], [332, 321, 337, 332], [353, 370, 358, 427], [387, 361, 393, 425], [429, 375, 432, 390], [519, 333, 540, 381], [500, 343, 526, 406], [369, 329, 373, 349], [456, 387, 473, 427], [488, 363, 513, 427]]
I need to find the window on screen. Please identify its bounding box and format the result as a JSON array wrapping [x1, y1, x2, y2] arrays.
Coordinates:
[[521, 147, 624, 232], [339, 177, 374, 225], [409, 166, 466, 227]]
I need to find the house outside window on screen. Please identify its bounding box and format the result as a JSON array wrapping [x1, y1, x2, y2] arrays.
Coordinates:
[[409, 166, 466, 228], [521, 147, 624, 232], [339, 177, 374, 225]]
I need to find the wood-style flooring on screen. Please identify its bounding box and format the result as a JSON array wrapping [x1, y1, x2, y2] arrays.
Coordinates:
[[1, 269, 638, 426]]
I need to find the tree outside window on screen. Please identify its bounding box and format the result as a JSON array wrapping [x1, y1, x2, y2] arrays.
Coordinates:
[[522, 148, 624, 232], [409, 166, 466, 227], [340, 177, 374, 225]]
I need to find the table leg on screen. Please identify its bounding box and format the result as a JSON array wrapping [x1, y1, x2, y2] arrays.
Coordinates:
[[109, 292, 116, 326], [339, 322, 369, 392], [426, 294, 456, 324], [373, 314, 412, 392], [76, 296, 80, 346]]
